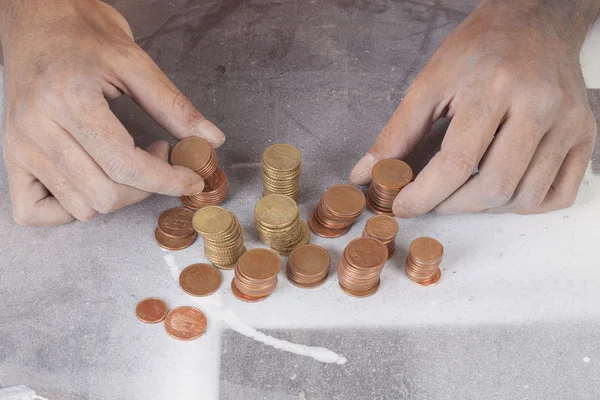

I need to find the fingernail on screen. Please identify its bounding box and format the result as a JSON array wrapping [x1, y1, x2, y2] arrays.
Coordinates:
[[197, 120, 226, 148], [188, 177, 205, 195], [349, 154, 375, 185]]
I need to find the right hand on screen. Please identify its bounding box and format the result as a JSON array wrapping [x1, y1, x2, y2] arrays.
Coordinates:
[[1, 0, 225, 226]]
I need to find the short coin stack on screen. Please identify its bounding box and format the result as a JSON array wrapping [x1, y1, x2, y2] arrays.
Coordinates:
[[405, 237, 443, 286], [362, 215, 399, 259], [286, 244, 330, 288], [193, 206, 246, 270], [232, 248, 281, 302], [171, 137, 228, 209], [255, 194, 310, 256], [367, 159, 413, 215], [338, 237, 388, 297], [154, 207, 197, 250], [309, 184, 366, 238], [262, 144, 302, 200]]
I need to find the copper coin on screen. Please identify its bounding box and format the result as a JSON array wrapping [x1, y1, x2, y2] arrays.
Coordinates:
[[410, 237, 444, 263], [136, 297, 169, 324], [371, 159, 413, 189], [364, 215, 399, 241], [158, 207, 195, 238], [154, 228, 196, 251], [231, 278, 270, 302], [288, 244, 330, 277], [344, 237, 388, 270], [309, 212, 350, 238], [339, 279, 381, 298], [322, 184, 366, 217], [236, 248, 281, 281], [406, 262, 442, 286], [164, 306, 207, 341], [179, 263, 222, 297], [171, 137, 214, 173]]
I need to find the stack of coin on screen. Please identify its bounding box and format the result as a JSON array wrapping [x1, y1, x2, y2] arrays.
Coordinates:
[[254, 194, 310, 256], [337, 237, 388, 297], [286, 244, 330, 288], [193, 206, 246, 270], [309, 184, 366, 238], [180, 168, 229, 209], [171, 137, 228, 209], [362, 215, 399, 259], [154, 207, 197, 250], [262, 144, 302, 200], [367, 159, 413, 215], [232, 248, 281, 302], [405, 237, 443, 286]]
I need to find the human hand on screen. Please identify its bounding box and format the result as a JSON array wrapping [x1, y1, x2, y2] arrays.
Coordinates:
[[350, 0, 598, 217], [1, 0, 225, 226]]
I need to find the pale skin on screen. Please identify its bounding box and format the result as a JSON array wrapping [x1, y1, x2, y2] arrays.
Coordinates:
[[0, 0, 598, 226]]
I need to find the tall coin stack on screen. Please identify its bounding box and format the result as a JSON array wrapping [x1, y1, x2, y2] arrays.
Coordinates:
[[254, 194, 310, 256], [171, 137, 228, 209], [286, 244, 330, 288], [405, 237, 443, 286], [367, 159, 412, 215], [337, 237, 388, 297], [362, 215, 399, 260], [192, 206, 246, 270], [232, 248, 281, 302], [309, 184, 366, 238], [262, 144, 302, 201], [154, 207, 197, 251]]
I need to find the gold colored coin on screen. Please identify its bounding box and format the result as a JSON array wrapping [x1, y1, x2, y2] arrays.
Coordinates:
[[254, 194, 299, 228], [262, 144, 302, 171], [193, 206, 233, 236]]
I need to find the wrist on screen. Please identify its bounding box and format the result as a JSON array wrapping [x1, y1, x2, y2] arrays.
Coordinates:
[[478, 0, 600, 49]]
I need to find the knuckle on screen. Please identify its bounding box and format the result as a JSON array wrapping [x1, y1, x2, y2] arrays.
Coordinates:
[[93, 187, 121, 214], [515, 185, 547, 211], [75, 208, 98, 222], [440, 150, 477, 181], [12, 204, 34, 226], [481, 173, 518, 207], [555, 190, 577, 210], [103, 152, 137, 185], [488, 64, 513, 93]]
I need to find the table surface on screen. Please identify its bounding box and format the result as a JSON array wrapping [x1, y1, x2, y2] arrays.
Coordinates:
[[1, 1, 599, 399]]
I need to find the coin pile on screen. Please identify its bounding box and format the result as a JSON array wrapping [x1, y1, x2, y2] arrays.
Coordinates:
[[362, 215, 399, 259], [254, 194, 310, 256], [171, 137, 228, 209], [367, 159, 413, 215], [309, 184, 366, 238], [179, 263, 222, 297], [262, 144, 302, 200], [337, 237, 388, 297], [180, 168, 229, 210], [154, 207, 197, 250], [193, 206, 246, 270], [286, 244, 330, 288], [405, 237, 443, 286], [232, 248, 281, 302]]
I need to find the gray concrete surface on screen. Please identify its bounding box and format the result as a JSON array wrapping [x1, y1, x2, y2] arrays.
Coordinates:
[[1, 1, 599, 399]]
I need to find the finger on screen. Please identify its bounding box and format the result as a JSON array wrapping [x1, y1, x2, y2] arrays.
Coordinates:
[[61, 103, 205, 196], [117, 50, 225, 147], [350, 81, 442, 185], [5, 159, 74, 226], [535, 140, 593, 213], [486, 131, 569, 214], [392, 95, 508, 218], [31, 122, 155, 213], [435, 115, 546, 215]]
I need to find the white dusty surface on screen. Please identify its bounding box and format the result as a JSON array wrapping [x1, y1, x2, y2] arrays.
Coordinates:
[[1, 3, 600, 399]]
